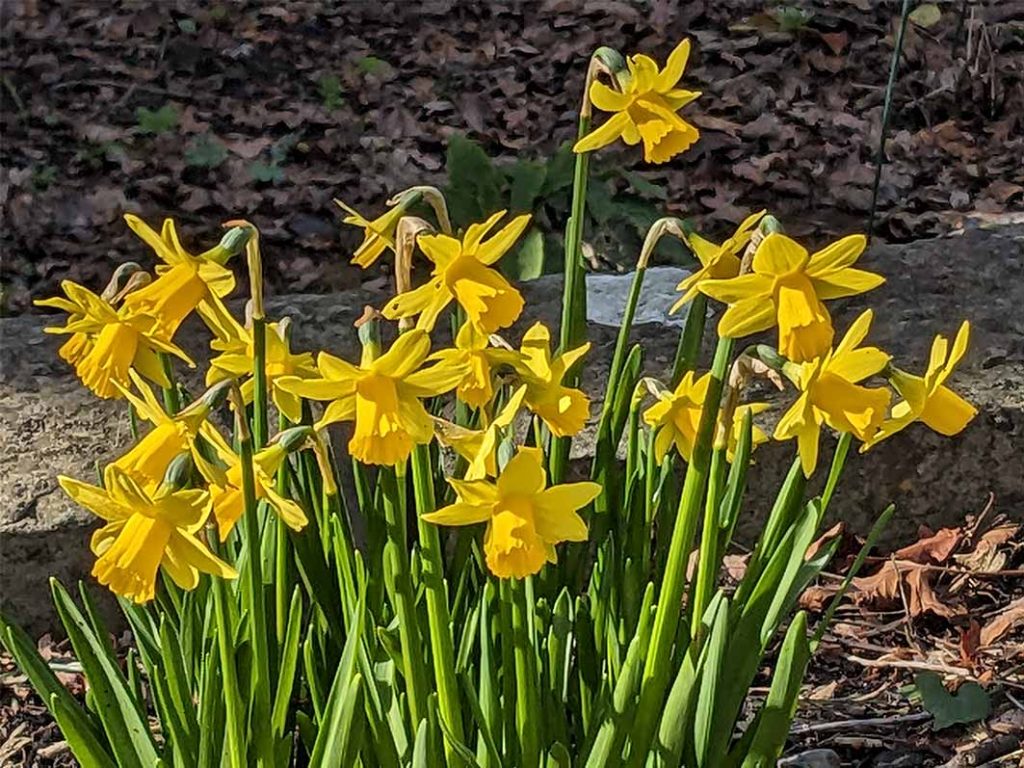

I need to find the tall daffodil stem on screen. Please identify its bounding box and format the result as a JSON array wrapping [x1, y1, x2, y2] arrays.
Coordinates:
[[210, 541, 244, 768], [507, 578, 540, 767], [628, 335, 734, 765], [550, 114, 593, 486], [411, 445, 465, 765], [251, 317, 268, 450], [233, 394, 273, 766], [381, 467, 428, 731], [158, 352, 181, 415], [671, 293, 707, 387]]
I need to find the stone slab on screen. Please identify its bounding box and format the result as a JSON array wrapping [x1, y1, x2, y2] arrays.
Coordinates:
[[2, 224, 1022, 634]]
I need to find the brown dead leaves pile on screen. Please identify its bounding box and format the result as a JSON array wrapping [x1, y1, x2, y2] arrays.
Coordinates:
[[2, 1, 1022, 315], [802, 506, 1024, 652]]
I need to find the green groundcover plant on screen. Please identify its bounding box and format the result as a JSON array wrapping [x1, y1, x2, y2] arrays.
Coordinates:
[[2, 39, 976, 767]]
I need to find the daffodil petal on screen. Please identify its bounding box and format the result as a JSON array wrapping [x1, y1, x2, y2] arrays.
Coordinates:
[[811, 268, 885, 300], [753, 233, 809, 275], [573, 111, 632, 155], [718, 296, 776, 339], [919, 386, 977, 436], [697, 274, 772, 304]]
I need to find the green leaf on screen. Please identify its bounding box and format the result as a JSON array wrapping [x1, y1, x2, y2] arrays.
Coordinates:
[[619, 170, 668, 201], [51, 580, 159, 768], [309, 588, 365, 764], [445, 134, 504, 229], [694, 598, 730, 766], [185, 135, 228, 169], [318, 74, 345, 110], [249, 161, 284, 183], [740, 612, 811, 767], [502, 227, 545, 281], [909, 3, 941, 28], [136, 104, 178, 135], [0, 612, 110, 764], [909, 671, 990, 730], [272, 588, 303, 737], [49, 693, 118, 768], [508, 160, 547, 212], [357, 55, 390, 76]]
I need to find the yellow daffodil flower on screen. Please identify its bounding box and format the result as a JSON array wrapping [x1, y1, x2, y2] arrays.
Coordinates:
[[58, 466, 235, 604], [200, 295, 318, 423], [864, 321, 976, 449], [277, 330, 467, 466], [336, 198, 406, 268], [424, 446, 600, 579], [698, 232, 885, 362], [120, 215, 237, 337], [191, 427, 309, 541], [382, 211, 529, 333], [774, 310, 892, 476], [574, 39, 701, 164], [643, 373, 768, 463], [429, 321, 497, 408], [434, 386, 527, 480], [112, 372, 224, 487], [490, 323, 591, 437], [670, 210, 766, 312], [36, 280, 192, 400], [727, 403, 771, 462]]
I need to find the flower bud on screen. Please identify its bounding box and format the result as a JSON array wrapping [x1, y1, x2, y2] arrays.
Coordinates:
[[201, 226, 251, 265], [276, 425, 313, 452], [101, 262, 144, 302], [200, 380, 233, 412], [355, 306, 382, 365], [162, 452, 194, 491]]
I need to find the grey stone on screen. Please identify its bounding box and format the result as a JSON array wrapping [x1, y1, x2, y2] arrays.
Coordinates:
[[1, 224, 1022, 634]]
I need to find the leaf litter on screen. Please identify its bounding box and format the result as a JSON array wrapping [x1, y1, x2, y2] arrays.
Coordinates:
[[2, 1, 1022, 315]]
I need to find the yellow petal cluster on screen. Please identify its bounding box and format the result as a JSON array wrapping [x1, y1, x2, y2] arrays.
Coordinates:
[[699, 232, 884, 363], [120, 215, 236, 338], [643, 372, 767, 463], [382, 211, 529, 333], [336, 198, 406, 268], [201, 295, 318, 423], [575, 39, 701, 164], [423, 447, 600, 579], [864, 321, 976, 448], [59, 467, 235, 604], [774, 310, 892, 476], [36, 280, 192, 400], [277, 329, 466, 466], [490, 323, 591, 437]]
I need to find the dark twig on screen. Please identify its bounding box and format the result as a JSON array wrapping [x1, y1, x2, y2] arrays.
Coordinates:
[[867, 0, 914, 244]]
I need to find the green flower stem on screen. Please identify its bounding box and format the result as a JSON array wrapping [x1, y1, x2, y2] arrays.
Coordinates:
[[498, 580, 519, 765], [603, 265, 646, 424], [628, 335, 733, 764], [689, 446, 726, 641], [559, 115, 592, 359], [236, 416, 274, 765], [158, 352, 181, 415], [670, 294, 707, 387], [381, 467, 428, 730], [274, 412, 290, 645], [251, 317, 269, 450], [509, 578, 540, 767], [550, 114, 593, 485], [410, 445, 466, 765], [210, 563, 244, 768]]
